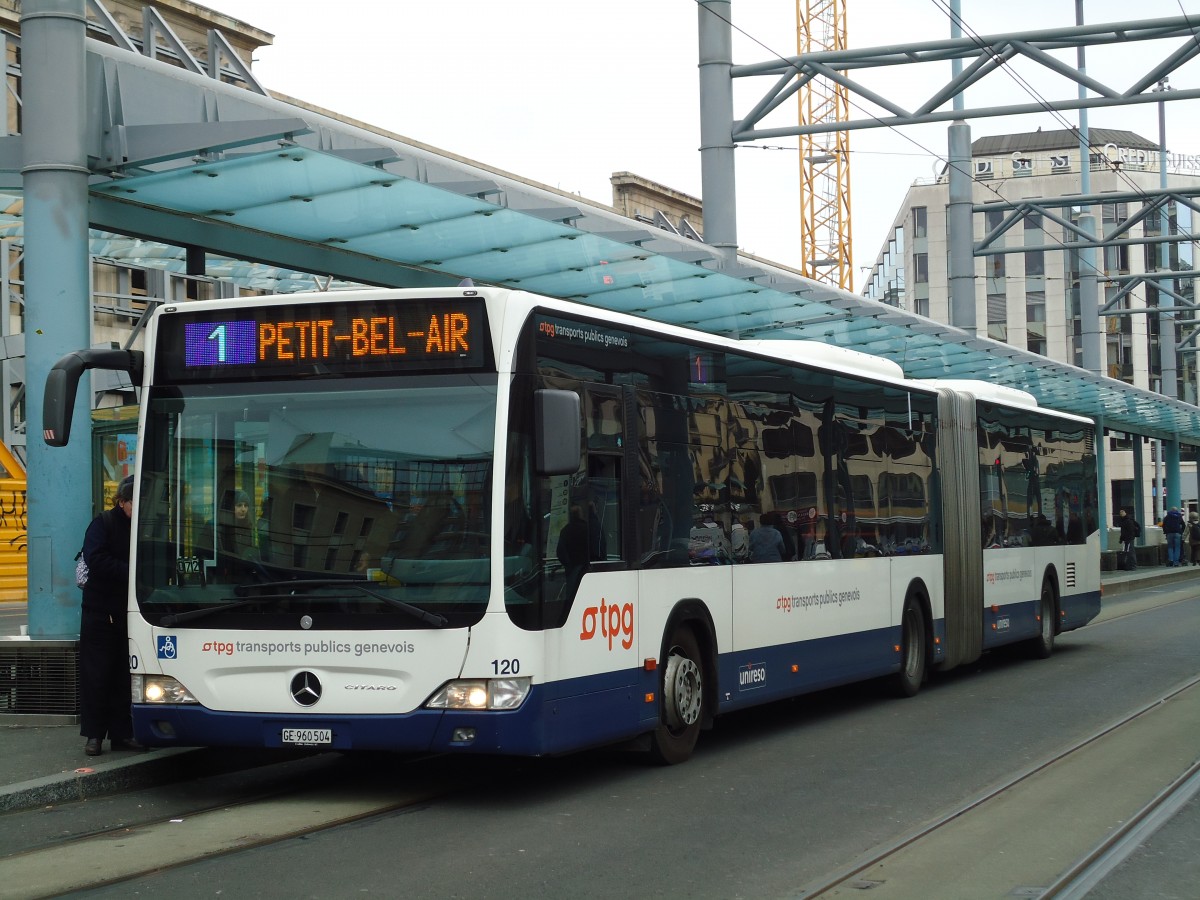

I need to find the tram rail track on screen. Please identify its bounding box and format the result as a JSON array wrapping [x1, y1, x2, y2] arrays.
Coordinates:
[[794, 674, 1200, 898], [1046, 756, 1200, 898], [0, 752, 461, 900]]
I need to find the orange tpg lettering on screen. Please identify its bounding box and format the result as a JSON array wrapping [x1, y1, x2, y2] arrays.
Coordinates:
[[579, 598, 635, 650]]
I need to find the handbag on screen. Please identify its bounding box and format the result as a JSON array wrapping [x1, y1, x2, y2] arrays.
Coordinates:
[[74, 549, 89, 589]]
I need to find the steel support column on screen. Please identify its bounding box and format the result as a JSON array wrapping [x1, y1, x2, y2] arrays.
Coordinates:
[[1076, 2, 1101, 375], [947, 121, 975, 334], [1166, 439, 1181, 511], [1132, 436, 1146, 540], [1095, 415, 1107, 550], [22, 0, 92, 638], [697, 0, 738, 264]]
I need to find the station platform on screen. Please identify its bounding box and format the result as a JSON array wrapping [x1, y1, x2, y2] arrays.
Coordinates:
[[0, 561, 1197, 816]]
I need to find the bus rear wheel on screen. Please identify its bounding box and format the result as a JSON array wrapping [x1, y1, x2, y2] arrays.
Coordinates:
[[649, 626, 704, 765], [1026, 580, 1057, 659], [892, 598, 927, 698]]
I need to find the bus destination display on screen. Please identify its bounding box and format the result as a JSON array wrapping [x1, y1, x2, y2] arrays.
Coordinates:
[[158, 298, 488, 381]]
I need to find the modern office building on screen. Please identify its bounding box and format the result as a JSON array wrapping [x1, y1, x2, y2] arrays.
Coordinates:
[[862, 127, 1200, 522]]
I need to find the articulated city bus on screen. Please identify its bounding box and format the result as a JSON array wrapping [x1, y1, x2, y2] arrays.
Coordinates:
[[44, 286, 1100, 763]]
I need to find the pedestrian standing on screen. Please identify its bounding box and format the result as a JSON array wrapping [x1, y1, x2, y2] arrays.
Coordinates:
[[1189, 512, 1200, 566], [1117, 509, 1140, 571], [1162, 506, 1185, 567], [79, 475, 143, 756]]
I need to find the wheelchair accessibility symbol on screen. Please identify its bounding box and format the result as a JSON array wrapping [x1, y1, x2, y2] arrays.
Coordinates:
[[157, 635, 178, 660]]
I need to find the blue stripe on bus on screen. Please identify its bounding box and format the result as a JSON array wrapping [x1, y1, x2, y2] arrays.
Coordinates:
[[1060, 590, 1101, 631], [980, 590, 1101, 649], [715, 626, 900, 710], [134, 593, 1100, 756]]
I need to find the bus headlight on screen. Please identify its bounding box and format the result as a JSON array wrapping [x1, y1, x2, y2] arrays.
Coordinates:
[[133, 674, 199, 705], [425, 677, 531, 711]]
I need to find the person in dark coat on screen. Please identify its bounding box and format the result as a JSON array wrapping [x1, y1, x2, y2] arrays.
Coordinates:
[[79, 475, 142, 756], [1117, 509, 1139, 571], [1162, 506, 1185, 567]]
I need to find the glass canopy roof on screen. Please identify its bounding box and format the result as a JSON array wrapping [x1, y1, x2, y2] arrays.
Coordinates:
[[74, 147, 1200, 444]]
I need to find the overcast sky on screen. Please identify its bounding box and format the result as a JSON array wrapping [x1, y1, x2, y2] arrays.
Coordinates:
[[205, 0, 1200, 292]]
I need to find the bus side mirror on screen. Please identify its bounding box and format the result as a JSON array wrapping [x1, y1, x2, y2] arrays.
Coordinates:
[[535, 389, 581, 475], [43, 349, 144, 447]]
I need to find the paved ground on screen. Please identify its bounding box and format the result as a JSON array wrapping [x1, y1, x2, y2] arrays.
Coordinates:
[[0, 564, 1196, 896]]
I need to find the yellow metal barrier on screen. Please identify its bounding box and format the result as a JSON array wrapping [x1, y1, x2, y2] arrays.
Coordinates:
[[0, 443, 25, 602]]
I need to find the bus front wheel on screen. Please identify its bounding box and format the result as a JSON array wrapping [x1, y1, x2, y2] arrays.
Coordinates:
[[649, 626, 704, 765]]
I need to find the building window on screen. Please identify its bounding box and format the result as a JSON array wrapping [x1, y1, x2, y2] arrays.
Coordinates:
[[1012, 157, 1033, 176], [1104, 244, 1129, 275], [987, 292, 1007, 342], [974, 160, 994, 179], [913, 252, 928, 284], [1027, 290, 1046, 322], [913, 206, 927, 239], [1027, 289, 1047, 356], [1025, 250, 1045, 277], [1111, 480, 1135, 524], [1050, 154, 1070, 172]]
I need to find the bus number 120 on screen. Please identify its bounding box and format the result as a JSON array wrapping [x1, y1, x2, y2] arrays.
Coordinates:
[[491, 658, 520, 675]]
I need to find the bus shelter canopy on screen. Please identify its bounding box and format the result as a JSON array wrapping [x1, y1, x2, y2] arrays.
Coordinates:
[[75, 146, 1198, 444]]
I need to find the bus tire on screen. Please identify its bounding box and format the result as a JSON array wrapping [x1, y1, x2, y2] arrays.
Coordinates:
[[649, 625, 704, 765], [1026, 579, 1057, 659], [892, 598, 927, 698]]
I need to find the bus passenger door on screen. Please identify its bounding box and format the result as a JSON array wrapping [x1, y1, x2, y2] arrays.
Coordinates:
[[544, 384, 641, 744]]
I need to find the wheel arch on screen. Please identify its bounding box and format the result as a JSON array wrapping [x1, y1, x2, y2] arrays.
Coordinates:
[[1040, 564, 1061, 634], [658, 598, 718, 728], [904, 577, 933, 651]]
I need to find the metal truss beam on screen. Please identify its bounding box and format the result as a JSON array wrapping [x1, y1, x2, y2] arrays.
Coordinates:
[[732, 17, 1200, 138], [973, 191, 1200, 255]]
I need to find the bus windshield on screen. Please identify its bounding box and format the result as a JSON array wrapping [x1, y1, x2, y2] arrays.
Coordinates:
[[135, 374, 497, 630]]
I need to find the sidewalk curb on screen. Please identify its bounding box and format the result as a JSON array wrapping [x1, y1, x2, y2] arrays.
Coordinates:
[[1101, 568, 1199, 598], [0, 747, 201, 813], [0, 745, 324, 814]]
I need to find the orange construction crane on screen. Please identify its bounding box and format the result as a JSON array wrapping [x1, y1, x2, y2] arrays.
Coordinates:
[[797, 0, 853, 291]]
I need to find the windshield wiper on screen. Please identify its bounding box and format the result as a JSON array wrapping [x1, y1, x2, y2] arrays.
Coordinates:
[[235, 578, 449, 627], [160, 595, 273, 627]]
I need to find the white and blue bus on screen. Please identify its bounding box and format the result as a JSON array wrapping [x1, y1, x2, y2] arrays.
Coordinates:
[[44, 285, 1100, 763]]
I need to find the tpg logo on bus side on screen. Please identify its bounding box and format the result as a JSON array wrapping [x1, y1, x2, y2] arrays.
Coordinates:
[[579, 598, 634, 650]]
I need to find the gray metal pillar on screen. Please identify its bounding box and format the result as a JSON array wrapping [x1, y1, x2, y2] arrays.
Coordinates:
[[947, 122, 975, 334], [22, 0, 92, 639], [1132, 437, 1146, 540], [1076, 1, 1101, 374], [1153, 438, 1163, 523], [946, 0, 975, 334], [1157, 83, 1178, 401], [697, 0, 738, 263], [1094, 416, 1107, 549], [1166, 439, 1181, 510]]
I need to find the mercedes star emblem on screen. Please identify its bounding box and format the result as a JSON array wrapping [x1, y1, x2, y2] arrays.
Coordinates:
[[290, 671, 322, 707]]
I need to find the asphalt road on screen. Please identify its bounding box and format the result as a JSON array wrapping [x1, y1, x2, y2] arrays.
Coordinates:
[[4, 585, 1197, 899]]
